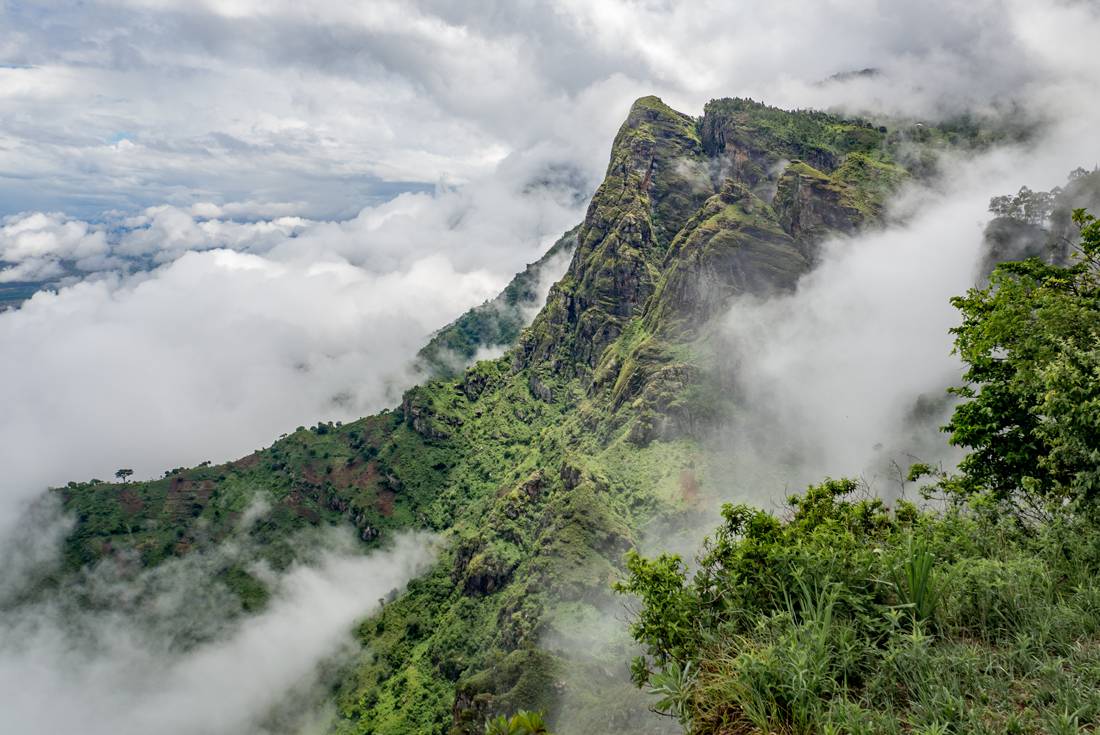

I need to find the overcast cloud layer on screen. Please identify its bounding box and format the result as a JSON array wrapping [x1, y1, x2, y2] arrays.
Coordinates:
[[1, 0, 1096, 218]]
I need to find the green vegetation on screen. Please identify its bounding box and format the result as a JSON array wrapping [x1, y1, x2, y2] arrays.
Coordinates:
[[621, 482, 1100, 734], [619, 209, 1100, 734], [699, 97, 890, 175], [833, 153, 909, 216], [943, 208, 1100, 514], [39, 95, 1053, 734], [484, 710, 551, 735]]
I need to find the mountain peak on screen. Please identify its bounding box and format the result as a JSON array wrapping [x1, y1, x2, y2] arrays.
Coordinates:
[[625, 94, 680, 117]]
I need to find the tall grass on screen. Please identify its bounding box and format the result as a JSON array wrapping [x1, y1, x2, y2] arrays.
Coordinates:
[[627, 489, 1100, 734], [890, 538, 941, 627]]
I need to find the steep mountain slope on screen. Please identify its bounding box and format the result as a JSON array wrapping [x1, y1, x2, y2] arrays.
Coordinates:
[[416, 227, 580, 378], [42, 96, 964, 733], [978, 168, 1100, 276]]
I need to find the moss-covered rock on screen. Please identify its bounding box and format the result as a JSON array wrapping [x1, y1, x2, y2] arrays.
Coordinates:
[[516, 96, 708, 379], [773, 160, 865, 253], [646, 179, 806, 338]]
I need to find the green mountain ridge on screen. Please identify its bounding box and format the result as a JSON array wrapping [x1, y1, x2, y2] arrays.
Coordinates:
[[24, 95, 1058, 734]]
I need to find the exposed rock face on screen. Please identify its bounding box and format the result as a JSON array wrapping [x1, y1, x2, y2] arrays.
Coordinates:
[[701, 100, 833, 179], [518, 97, 906, 406], [402, 387, 458, 440], [453, 537, 520, 597], [564, 102, 907, 446], [698, 97, 884, 191], [976, 171, 1100, 280], [462, 551, 516, 596], [516, 96, 710, 377], [773, 161, 864, 256], [527, 372, 554, 403], [559, 462, 582, 490], [977, 216, 1049, 279], [461, 368, 492, 401], [646, 179, 807, 338], [519, 471, 545, 501]]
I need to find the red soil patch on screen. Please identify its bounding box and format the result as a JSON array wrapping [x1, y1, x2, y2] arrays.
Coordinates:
[[299, 464, 324, 486], [118, 488, 144, 515], [329, 459, 381, 491], [283, 489, 321, 523], [231, 452, 261, 470], [376, 489, 396, 517], [679, 470, 700, 506], [303, 458, 385, 496], [164, 479, 215, 520]]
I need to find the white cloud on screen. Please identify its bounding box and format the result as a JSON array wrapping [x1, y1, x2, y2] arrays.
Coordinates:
[[0, 212, 109, 281], [0, 149, 584, 534], [0, 249, 493, 519], [114, 205, 311, 260], [0, 0, 1087, 219]]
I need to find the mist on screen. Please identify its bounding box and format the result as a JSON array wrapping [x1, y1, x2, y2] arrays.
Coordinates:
[[708, 166, 988, 504], [707, 140, 1100, 512], [0, 152, 586, 537], [0, 524, 438, 735]]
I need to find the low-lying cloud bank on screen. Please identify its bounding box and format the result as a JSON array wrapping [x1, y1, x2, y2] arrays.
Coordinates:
[[0, 144, 587, 284], [0, 527, 438, 735], [0, 150, 585, 535]]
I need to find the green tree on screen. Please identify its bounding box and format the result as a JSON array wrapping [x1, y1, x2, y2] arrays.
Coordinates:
[[944, 209, 1100, 515]]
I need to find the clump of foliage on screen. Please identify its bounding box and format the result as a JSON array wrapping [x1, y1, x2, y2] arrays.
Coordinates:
[[988, 185, 1058, 225], [484, 710, 551, 735], [618, 210, 1100, 734]]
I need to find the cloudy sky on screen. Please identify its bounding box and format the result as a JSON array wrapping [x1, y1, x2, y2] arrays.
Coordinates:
[[3, 3, 1100, 733], [4, 0, 1094, 219], [2, 0, 1099, 520]]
